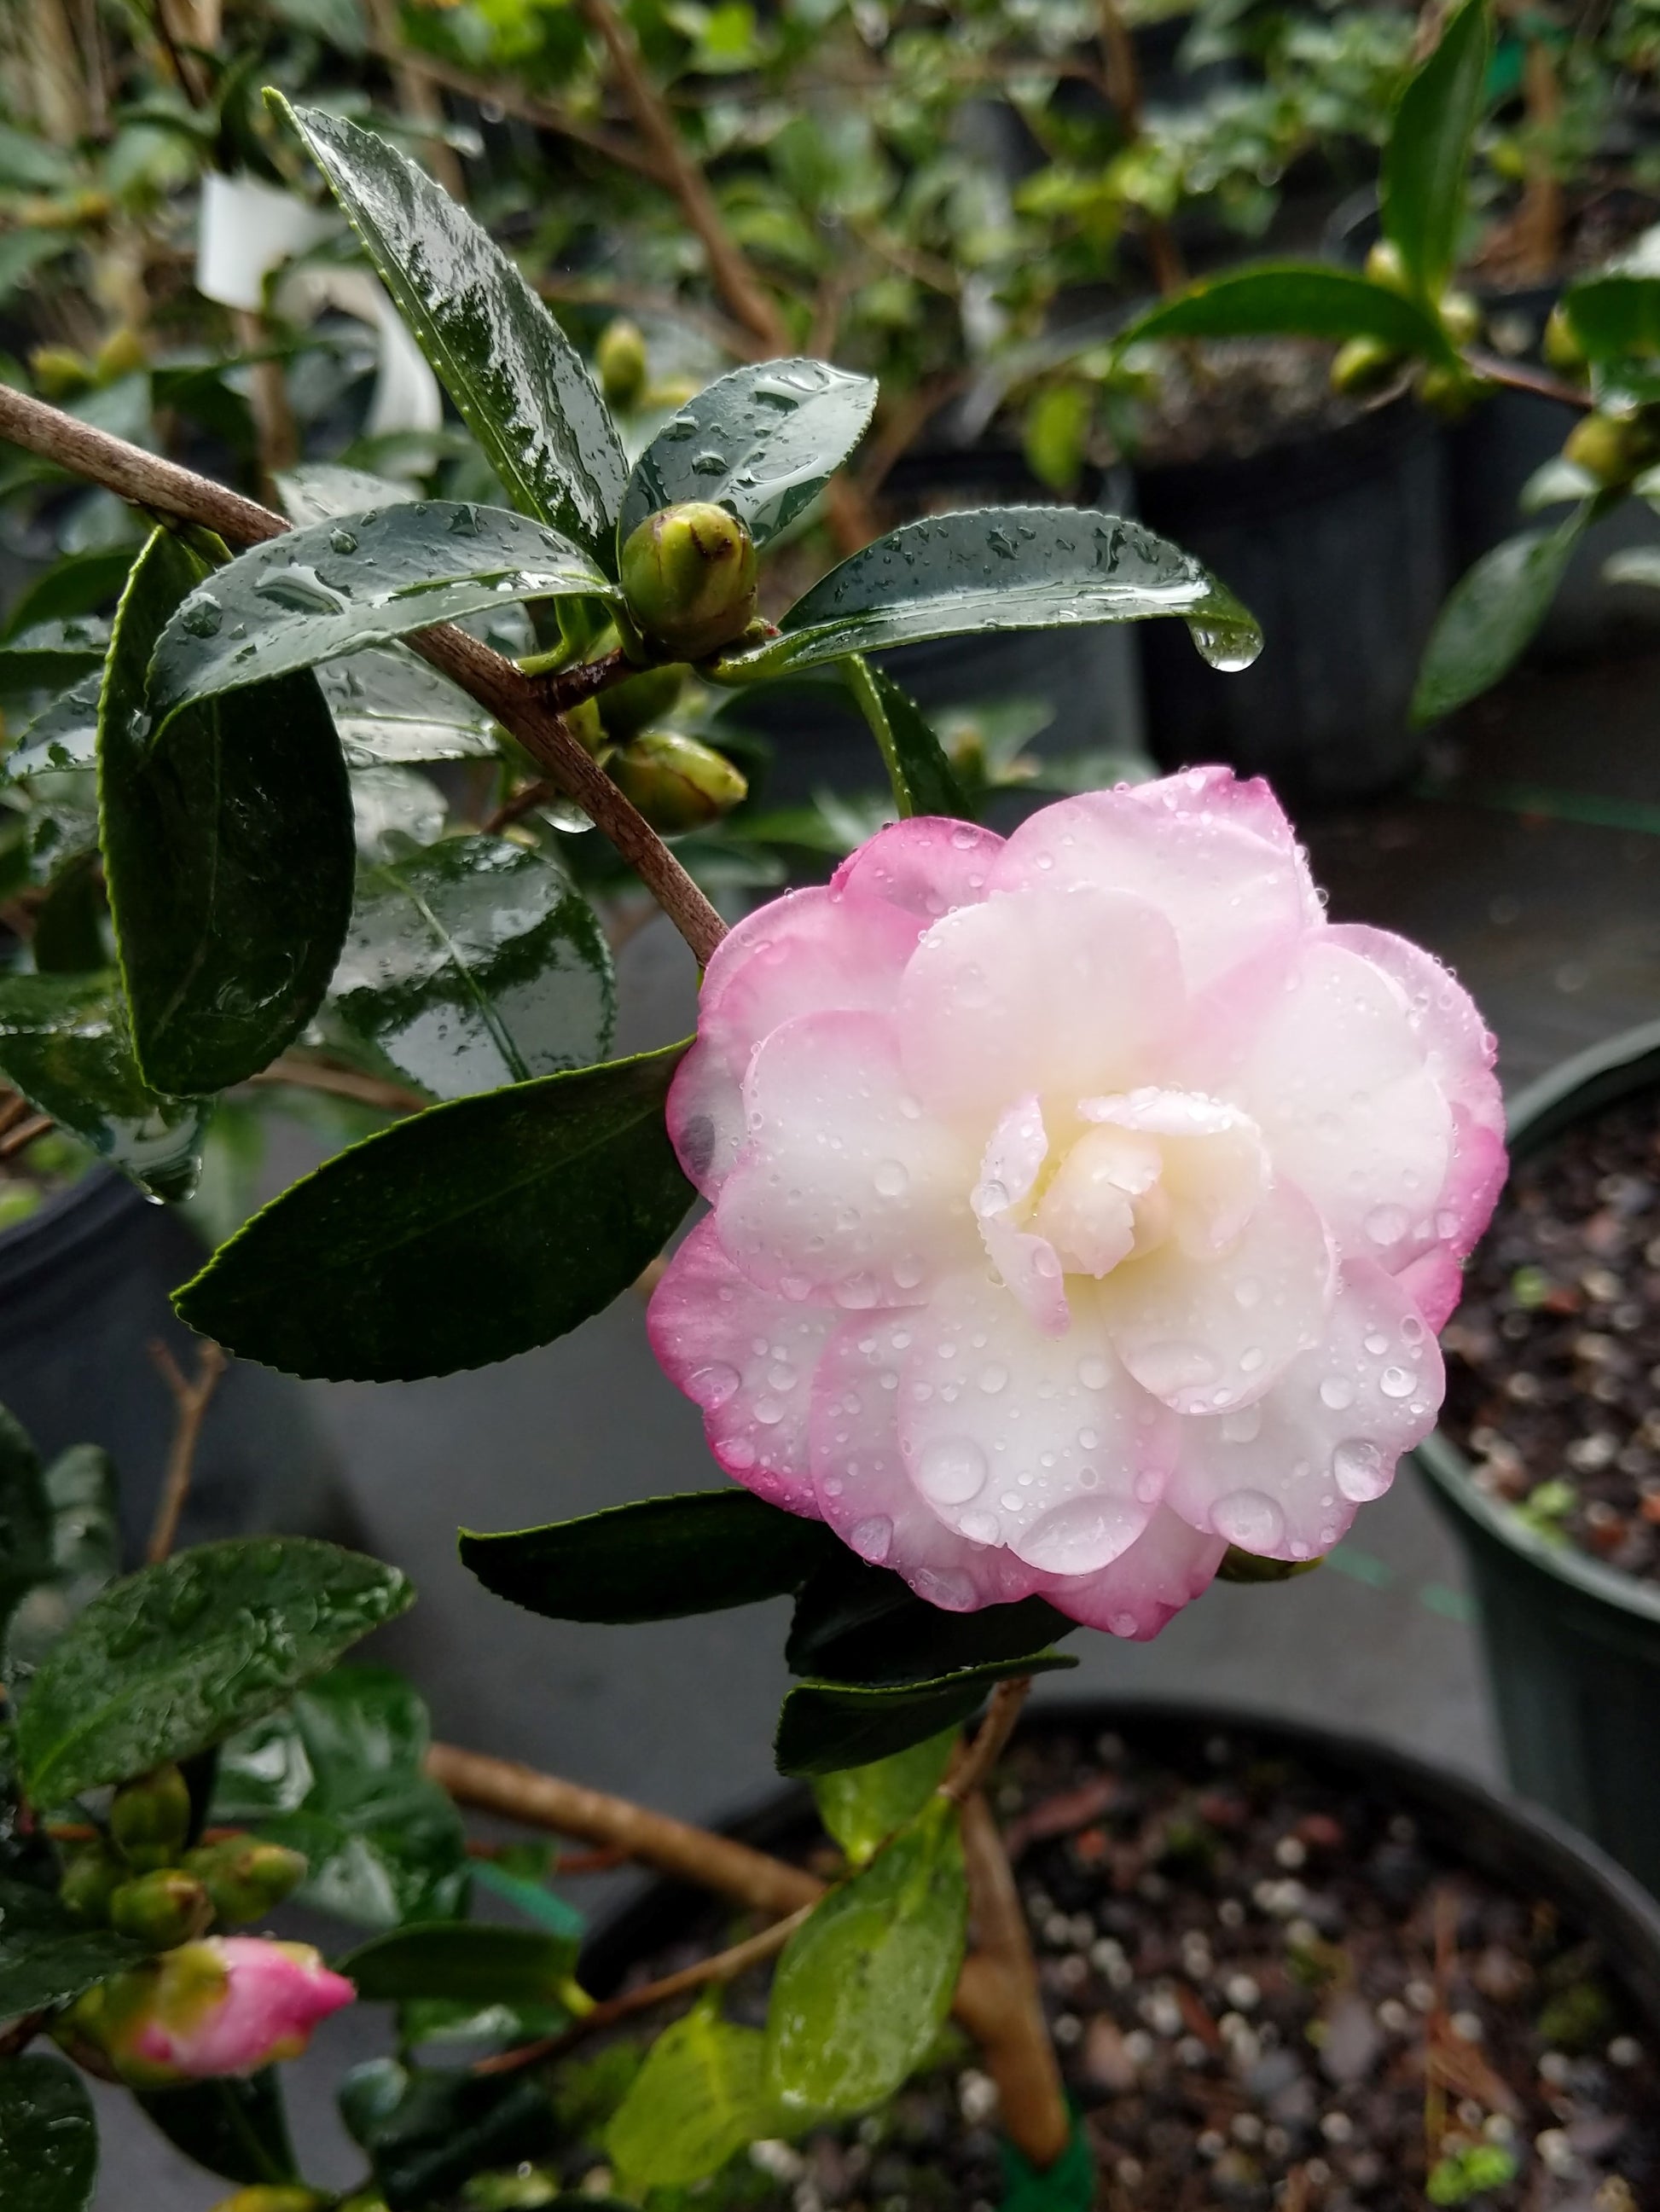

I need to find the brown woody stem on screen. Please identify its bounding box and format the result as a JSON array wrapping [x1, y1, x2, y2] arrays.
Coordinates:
[[145, 1338, 228, 1563], [0, 381, 728, 969], [960, 1792, 1075, 2170], [942, 1675, 1031, 1805]]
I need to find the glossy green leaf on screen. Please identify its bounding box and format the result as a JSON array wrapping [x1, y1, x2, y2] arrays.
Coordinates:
[[213, 1665, 466, 1930], [765, 1795, 966, 2116], [0, 2055, 97, 2211], [3, 548, 136, 641], [17, 1539, 412, 1807], [844, 657, 968, 820], [349, 765, 444, 863], [4, 1445, 123, 1687], [148, 502, 612, 734], [606, 2004, 780, 2192], [277, 461, 417, 527], [343, 1922, 579, 2005], [0, 973, 208, 1203], [176, 1041, 694, 1380], [29, 854, 103, 975], [1000, 2112, 1097, 2212], [1412, 512, 1587, 723], [318, 646, 498, 767], [1564, 264, 1660, 363], [1380, 0, 1489, 296], [0, 1876, 148, 2018], [136, 2073, 297, 2188], [279, 99, 628, 560], [459, 1489, 838, 1624], [3, 675, 102, 781], [786, 1554, 1075, 1686], [1117, 263, 1453, 361], [775, 1652, 1076, 1777], [714, 509, 1262, 682], [0, 618, 108, 698], [343, 2058, 559, 2212], [618, 359, 878, 551], [812, 1728, 956, 1866], [325, 835, 614, 1100], [102, 527, 356, 1095]]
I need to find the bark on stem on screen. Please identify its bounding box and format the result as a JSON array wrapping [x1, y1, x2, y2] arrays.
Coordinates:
[[961, 1792, 1074, 2168], [0, 382, 728, 970], [145, 1339, 228, 1563]]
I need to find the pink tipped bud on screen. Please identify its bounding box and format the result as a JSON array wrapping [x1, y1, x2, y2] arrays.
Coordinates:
[[99, 1936, 354, 2086]]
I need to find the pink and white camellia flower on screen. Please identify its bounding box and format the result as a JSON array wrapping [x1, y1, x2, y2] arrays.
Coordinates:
[[102, 1936, 354, 2084], [649, 769, 1505, 1638]]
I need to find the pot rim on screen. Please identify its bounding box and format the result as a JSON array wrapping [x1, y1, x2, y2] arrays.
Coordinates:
[[1414, 1013, 1660, 1628], [0, 1163, 136, 1298], [580, 1692, 1660, 2020]]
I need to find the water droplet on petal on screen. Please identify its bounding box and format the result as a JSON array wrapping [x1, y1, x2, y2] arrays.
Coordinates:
[[689, 1362, 740, 1409], [1333, 1438, 1390, 1501], [916, 1436, 988, 1505], [1319, 1376, 1355, 1412], [1211, 1489, 1286, 1551]]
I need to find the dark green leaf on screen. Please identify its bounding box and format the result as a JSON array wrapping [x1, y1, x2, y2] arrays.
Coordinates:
[[1411, 512, 1586, 723], [0, 2055, 97, 2211], [29, 855, 104, 975], [786, 1554, 1075, 1685], [1117, 263, 1453, 359], [102, 526, 356, 1095], [606, 2005, 779, 2192], [0, 972, 208, 1203], [812, 1729, 956, 1865], [843, 659, 969, 820], [176, 1041, 694, 1380], [459, 1489, 837, 1624], [775, 1652, 1076, 1777], [136, 2071, 296, 2187], [0, 619, 109, 699], [318, 646, 498, 767], [1564, 264, 1660, 363], [618, 359, 877, 552], [343, 1922, 579, 2005], [715, 510, 1262, 682], [148, 502, 612, 733], [999, 2112, 1096, 2212], [765, 1796, 966, 2116], [16, 1539, 412, 1807], [0, 1405, 53, 1645], [0, 1876, 147, 2018], [345, 2059, 560, 2212], [3, 675, 102, 781], [3, 548, 136, 641], [277, 98, 628, 560], [1380, 0, 1489, 296], [213, 1666, 466, 1931], [325, 835, 614, 1100], [5, 1444, 124, 1688]]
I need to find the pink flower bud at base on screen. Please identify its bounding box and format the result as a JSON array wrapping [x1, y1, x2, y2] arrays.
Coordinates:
[[98, 1937, 354, 2086], [619, 502, 758, 661]]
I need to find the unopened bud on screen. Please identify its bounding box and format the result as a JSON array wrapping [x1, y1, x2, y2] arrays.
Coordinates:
[[184, 1838, 308, 1926], [1564, 410, 1645, 488], [60, 1843, 125, 1926], [110, 1869, 214, 1948], [620, 502, 758, 662], [111, 1764, 192, 1871], [1542, 305, 1587, 374], [1363, 239, 1410, 295], [1439, 289, 1480, 348], [1330, 336, 1402, 398], [95, 326, 148, 384], [97, 1937, 354, 2087], [595, 317, 648, 410], [1418, 363, 1481, 421], [207, 2191, 328, 2212], [29, 346, 93, 400], [597, 662, 687, 741], [608, 730, 747, 833], [564, 695, 607, 757]]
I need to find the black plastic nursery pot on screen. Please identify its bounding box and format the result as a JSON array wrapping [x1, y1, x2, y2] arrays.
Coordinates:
[[0, 1166, 352, 1559], [1132, 395, 1449, 805], [1415, 1017, 1660, 1898]]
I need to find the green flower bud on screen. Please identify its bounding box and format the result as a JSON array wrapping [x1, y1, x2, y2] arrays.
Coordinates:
[[109, 1868, 214, 1948], [1330, 336, 1402, 398], [595, 317, 648, 410], [1542, 305, 1587, 374], [565, 696, 607, 758], [1438, 289, 1481, 348], [1363, 239, 1410, 295], [608, 731, 747, 833], [60, 1843, 125, 1925], [596, 662, 688, 741], [95, 326, 148, 384], [110, 1764, 192, 1871], [208, 2190, 328, 2212], [1563, 410, 1644, 488], [1418, 363, 1482, 421], [619, 502, 758, 662], [29, 345, 93, 400], [184, 1837, 308, 1926]]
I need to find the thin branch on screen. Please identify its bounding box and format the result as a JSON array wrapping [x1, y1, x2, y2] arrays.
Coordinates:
[[475, 1904, 815, 2077], [540, 647, 632, 712], [0, 1094, 31, 1141], [0, 1112, 53, 1161], [145, 1338, 228, 1563], [0, 2011, 48, 2061], [941, 1675, 1032, 1805], [0, 382, 728, 970], [483, 778, 560, 837], [960, 1792, 1075, 2170], [248, 1056, 430, 1117], [1463, 348, 1593, 410]]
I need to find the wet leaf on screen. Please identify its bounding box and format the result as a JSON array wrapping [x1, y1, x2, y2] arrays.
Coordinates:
[[786, 1553, 1074, 1685], [812, 1728, 956, 1865], [102, 527, 356, 1095], [618, 358, 877, 551], [607, 2004, 780, 2192], [714, 509, 1261, 681], [318, 647, 497, 767], [459, 1489, 838, 1623], [276, 461, 417, 527], [136, 2073, 297, 2188], [764, 1796, 966, 2116], [349, 765, 444, 864], [1412, 512, 1587, 723], [1564, 266, 1660, 363], [1117, 263, 1453, 362], [16, 1539, 412, 1806], [1380, 0, 1489, 296], [0, 1876, 147, 2017], [843, 657, 968, 819], [345, 2060, 559, 2212], [148, 502, 612, 732], [175, 1042, 694, 1380], [278, 99, 628, 562], [343, 1922, 579, 2005], [2, 675, 102, 781], [0, 972, 208, 1202], [0, 2055, 98, 2210], [3, 547, 136, 640], [325, 835, 614, 1100], [775, 1652, 1076, 1777], [0, 618, 108, 698]]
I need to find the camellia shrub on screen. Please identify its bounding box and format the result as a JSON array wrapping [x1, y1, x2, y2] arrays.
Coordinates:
[[0, 94, 1504, 2211]]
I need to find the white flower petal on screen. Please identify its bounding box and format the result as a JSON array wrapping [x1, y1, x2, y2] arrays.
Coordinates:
[[1041, 1506, 1227, 1639], [973, 1097, 1071, 1334]]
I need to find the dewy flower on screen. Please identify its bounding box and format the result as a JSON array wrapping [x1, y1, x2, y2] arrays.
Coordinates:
[[650, 769, 1505, 1635], [95, 1936, 354, 2085]]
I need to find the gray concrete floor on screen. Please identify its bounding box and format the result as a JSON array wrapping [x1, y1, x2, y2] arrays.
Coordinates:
[[92, 646, 1660, 2207]]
